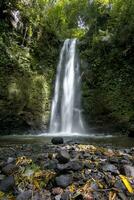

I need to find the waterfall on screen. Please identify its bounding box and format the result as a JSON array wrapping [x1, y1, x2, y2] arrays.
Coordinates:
[[49, 39, 84, 133]]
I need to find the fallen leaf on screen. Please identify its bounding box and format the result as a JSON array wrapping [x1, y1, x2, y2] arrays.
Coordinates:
[[119, 175, 134, 194], [16, 156, 32, 165]]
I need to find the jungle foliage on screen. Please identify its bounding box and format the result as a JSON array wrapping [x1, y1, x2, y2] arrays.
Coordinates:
[[0, 0, 134, 133]]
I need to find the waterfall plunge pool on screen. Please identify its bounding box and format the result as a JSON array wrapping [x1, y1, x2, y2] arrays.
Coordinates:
[[0, 133, 133, 148]]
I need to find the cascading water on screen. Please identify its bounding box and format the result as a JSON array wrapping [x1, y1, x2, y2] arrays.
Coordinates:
[[49, 39, 84, 134]]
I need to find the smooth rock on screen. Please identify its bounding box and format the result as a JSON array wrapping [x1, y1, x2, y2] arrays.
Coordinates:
[[90, 182, 98, 190], [57, 161, 82, 171], [120, 159, 130, 165], [57, 163, 70, 171], [114, 179, 126, 190], [7, 157, 15, 164], [52, 187, 63, 195], [51, 137, 64, 145], [55, 175, 73, 188], [57, 150, 70, 164], [0, 174, 6, 181], [0, 176, 15, 192], [33, 190, 51, 200], [16, 190, 32, 200], [2, 164, 18, 175], [102, 164, 119, 174], [61, 191, 70, 200], [55, 194, 61, 200], [109, 157, 119, 164], [124, 165, 134, 178], [118, 192, 127, 200], [45, 159, 58, 170], [74, 194, 84, 200], [68, 161, 83, 171]]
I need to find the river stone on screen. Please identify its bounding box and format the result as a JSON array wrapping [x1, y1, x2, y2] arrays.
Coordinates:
[[55, 175, 73, 188], [57, 160, 82, 172], [16, 190, 32, 200], [0, 176, 15, 192], [69, 161, 83, 171], [51, 137, 64, 145], [114, 179, 126, 190], [61, 191, 70, 200], [124, 165, 134, 177], [55, 194, 62, 200], [45, 159, 58, 170], [90, 182, 99, 190], [56, 150, 70, 164], [7, 157, 15, 164], [118, 192, 127, 200], [2, 164, 18, 175], [74, 194, 84, 200], [52, 187, 63, 195], [57, 163, 70, 171], [102, 164, 119, 174], [109, 157, 119, 164], [0, 174, 6, 181]]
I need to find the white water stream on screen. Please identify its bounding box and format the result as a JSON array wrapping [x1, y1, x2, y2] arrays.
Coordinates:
[[49, 39, 84, 134]]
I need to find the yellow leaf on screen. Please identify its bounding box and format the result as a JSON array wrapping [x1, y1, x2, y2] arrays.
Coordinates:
[[16, 156, 32, 165], [69, 184, 76, 192], [33, 180, 40, 190], [34, 170, 43, 178], [0, 191, 4, 198], [119, 175, 134, 194], [97, 181, 104, 189]]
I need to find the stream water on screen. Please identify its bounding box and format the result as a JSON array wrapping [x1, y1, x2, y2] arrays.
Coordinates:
[[0, 134, 133, 148]]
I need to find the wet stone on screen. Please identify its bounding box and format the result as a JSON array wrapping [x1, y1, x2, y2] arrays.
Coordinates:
[[16, 190, 32, 200], [51, 137, 64, 145], [102, 164, 119, 174], [0, 174, 6, 181], [57, 163, 70, 171], [52, 187, 63, 195], [55, 194, 61, 200], [83, 153, 91, 158], [55, 175, 73, 188], [114, 179, 126, 190], [90, 182, 99, 190], [57, 160, 83, 172], [7, 157, 15, 164], [109, 157, 119, 164], [74, 194, 84, 200], [0, 176, 15, 192], [120, 159, 130, 165], [2, 164, 18, 175], [69, 161, 83, 171], [61, 191, 70, 200], [118, 192, 127, 200], [123, 165, 134, 178], [56, 150, 70, 164], [78, 179, 85, 186], [45, 159, 58, 170]]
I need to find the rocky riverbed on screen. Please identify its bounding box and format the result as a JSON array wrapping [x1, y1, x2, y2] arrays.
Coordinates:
[[0, 139, 134, 200]]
